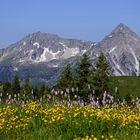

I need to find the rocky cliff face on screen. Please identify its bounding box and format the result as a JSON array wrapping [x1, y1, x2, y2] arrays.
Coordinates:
[[97, 23, 140, 76], [0, 23, 140, 85]]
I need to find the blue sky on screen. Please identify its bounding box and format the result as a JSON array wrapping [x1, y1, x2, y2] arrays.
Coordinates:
[[0, 0, 140, 48]]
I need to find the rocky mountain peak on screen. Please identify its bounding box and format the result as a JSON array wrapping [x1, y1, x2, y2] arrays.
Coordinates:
[[22, 31, 61, 45], [110, 23, 140, 40], [97, 23, 140, 76], [113, 23, 130, 32], [99, 23, 140, 51]]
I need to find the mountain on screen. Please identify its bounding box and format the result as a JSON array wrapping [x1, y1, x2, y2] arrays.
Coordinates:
[[97, 23, 140, 76], [0, 32, 94, 86], [0, 23, 140, 86], [0, 32, 94, 64]]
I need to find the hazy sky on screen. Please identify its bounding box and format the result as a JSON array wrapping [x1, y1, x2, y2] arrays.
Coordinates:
[[0, 0, 140, 48]]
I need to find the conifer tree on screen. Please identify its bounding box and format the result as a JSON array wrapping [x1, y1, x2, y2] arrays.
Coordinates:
[[44, 85, 50, 97], [2, 81, 11, 102], [40, 85, 50, 101], [32, 86, 39, 100], [11, 74, 20, 98], [39, 84, 45, 99], [75, 53, 92, 103], [94, 53, 110, 104], [21, 77, 32, 101], [56, 64, 73, 91]]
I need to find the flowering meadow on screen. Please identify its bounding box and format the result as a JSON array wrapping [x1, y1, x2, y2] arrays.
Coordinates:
[[0, 100, 140, 140]]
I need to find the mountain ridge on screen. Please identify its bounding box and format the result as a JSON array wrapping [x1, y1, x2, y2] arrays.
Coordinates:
[[0, 23, 140, 85]]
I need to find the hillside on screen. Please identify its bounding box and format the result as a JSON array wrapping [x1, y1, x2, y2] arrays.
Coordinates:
[[109, 76, 140, 98]]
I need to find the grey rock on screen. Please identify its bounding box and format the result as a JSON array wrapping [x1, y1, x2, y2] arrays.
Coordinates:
[[96, 23, 140, 76]]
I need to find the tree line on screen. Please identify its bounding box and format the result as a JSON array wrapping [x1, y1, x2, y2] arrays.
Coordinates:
[[0, 76, 50, 103], [55, 53, 109, 104], [0, 53, 110, 104]]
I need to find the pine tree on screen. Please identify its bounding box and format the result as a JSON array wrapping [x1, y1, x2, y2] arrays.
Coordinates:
[[44, 85, 50, 97], [21, 77, 32, 101], [94, 53, 110, 104], [39, 84, 45, 100], [11, 75, 20, 98], [75, 53, 92, 103], [56, 64, 73, 91], [32, 86, 39, 100], [2, 81, 11, 102]]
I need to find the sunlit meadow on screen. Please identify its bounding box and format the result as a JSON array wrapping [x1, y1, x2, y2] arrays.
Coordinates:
[[0, 100, 140, 140]]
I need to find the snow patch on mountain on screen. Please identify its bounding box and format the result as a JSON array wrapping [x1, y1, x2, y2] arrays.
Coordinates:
[[52, 64, 58, 67], [109, 46, 117, 53], [39, 48, 49, 62], [23, 42, 26, 45], [30, 49, 34, 53], [130, 48, 139, 76], [33, 42, 40, 48], [32, 47, 61, 62], [89, 43, 94, 49], [108, 35, 113, 38], [112, 57, 125, 75], [96, 54, 99, 57], [50, 50, 61, 60], [13, 67, 18, 71], [71, 48, 79, 56], [82, 49, 87, 54], [59, 42, 67, 47]]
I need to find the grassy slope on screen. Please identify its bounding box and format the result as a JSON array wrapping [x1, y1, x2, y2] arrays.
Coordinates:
[[109, 76, 140, 98]]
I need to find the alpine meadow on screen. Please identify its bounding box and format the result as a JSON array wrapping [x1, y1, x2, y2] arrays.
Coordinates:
[[0, 1, 140, 140]]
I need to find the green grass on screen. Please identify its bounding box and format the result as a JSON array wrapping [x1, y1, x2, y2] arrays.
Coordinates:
[[0, 102, 140, 140], [109, 76, 140, 99]]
